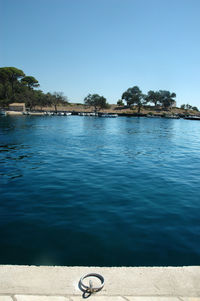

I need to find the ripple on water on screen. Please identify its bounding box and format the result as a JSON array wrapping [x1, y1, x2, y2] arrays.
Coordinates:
[[0, 116, 200, 266]]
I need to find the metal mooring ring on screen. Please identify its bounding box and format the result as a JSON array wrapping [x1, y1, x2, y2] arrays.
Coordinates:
[[79, 273, 104, 293]]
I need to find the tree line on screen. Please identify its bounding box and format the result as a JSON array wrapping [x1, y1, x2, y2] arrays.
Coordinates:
[[180, 104, 198, 111], [121, 87, 176, 113], [0, 67, 68, 111], [0, 67, 198, 112], [84, 87, 198, 113]]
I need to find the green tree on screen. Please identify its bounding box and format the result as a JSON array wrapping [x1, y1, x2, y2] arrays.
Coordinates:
[[0, 68, 11, 101], [159, 90, 176, 109], [145, 90, 161, 106], [185, 104, 192, 110], [192, 106, 199, 112], [180, 104, 186, 109], [0, 67, 25, 100], [84, 94, 109, 112], [117, 99, 124, 106], [21, 76, 39, 90], [0, 66, 70, 111], [46, 92, 68, 112], [33, 90, 47, 110], [19, 88, 37, 111], [122, 86, 145, 113]]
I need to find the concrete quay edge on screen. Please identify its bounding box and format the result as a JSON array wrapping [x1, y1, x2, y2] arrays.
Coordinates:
[[0, 265, 199, 298], [0, 296, 200, 301]]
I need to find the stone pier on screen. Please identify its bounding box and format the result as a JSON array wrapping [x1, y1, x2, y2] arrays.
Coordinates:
[[0, 265, 199, 301]]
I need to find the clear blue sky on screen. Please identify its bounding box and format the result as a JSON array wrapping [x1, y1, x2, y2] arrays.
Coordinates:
[[1, 0, 200, 107]]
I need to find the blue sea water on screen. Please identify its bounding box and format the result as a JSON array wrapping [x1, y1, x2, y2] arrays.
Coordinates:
[[0, 115, 200, 266]]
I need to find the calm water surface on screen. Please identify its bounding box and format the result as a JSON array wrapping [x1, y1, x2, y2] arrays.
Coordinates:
[[0, 115, 200, 266]]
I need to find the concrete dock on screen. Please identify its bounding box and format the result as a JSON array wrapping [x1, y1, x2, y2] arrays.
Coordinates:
[[0, 265, 199, 301]]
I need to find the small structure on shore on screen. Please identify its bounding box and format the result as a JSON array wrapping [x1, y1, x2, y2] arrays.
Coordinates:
[[9, 103, 26, 112]]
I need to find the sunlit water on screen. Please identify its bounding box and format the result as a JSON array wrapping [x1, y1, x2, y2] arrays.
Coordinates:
[[0, 115, 200, 266]]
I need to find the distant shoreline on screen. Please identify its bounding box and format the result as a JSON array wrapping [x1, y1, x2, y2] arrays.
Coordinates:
[[3, 110, 200, 119], [2, 103, 200, 118]]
